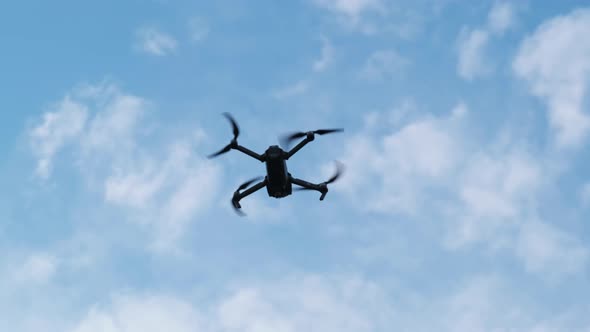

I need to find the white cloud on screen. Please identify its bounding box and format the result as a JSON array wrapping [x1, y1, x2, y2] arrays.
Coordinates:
[[135, 27, 178, 56], [311, 0, 382, 19], [514, 8, 590, 148], [153, 144, 221, 250], [457, 28, 490, 80], [382, 119, 457, 177], [338, 102, 466, 215], [67, 274, 590, 332], [81, 94, 145, 155], [436, 277, 512, 331], [217, 276, 386, 332], [313, 37, 334, 72], [443, 143, 588, 280], [389, 274, 590, 331], [516, 220, 589, 278], [360, 49, 408, 80], [417, 275, 587, 331], [13, 253, 58, 284], [457, 2, 518, 80], [29, 97, 88, 178], [187, 17, 209, 42], [71, 295, 203, 332], [104, 164, 166, 208], [273, 80, 308, 99], [338, 102, 587, 278], [310, 0, 386, 33], [103, 142, 217, 216], [29, 83, 221, 251], [488, 1, 516, 34], [30, 83, 148, 175], [448, 148, 542, 248], [71, 275, 389, 332]]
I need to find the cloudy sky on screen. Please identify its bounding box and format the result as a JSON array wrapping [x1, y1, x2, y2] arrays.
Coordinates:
[[2, 0, 590, 331]]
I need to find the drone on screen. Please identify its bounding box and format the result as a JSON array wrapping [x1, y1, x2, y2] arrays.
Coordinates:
[[208, 113, 344, 215]]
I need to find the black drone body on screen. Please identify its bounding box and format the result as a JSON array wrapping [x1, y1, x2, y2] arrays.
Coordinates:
[[208, 113, 343, 215], [264, 145, 292, 198]]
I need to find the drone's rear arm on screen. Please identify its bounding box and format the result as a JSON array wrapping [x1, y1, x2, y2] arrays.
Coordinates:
[[290, 176, 328, 200]]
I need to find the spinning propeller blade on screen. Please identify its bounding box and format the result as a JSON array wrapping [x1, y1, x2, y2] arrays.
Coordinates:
[[314, 128, 344, 135], [222, 112, 240, 140], [279, 132, 305, 149], [280, 128, 344, 149], [208, 113, 241, 159], [232, 176, 263, 216], [231, 199, 246, 216], [237, 176, 263, 191], [294, 161, 344, 191], [325, 161, 344, 184], [208, 144, 232, 158]]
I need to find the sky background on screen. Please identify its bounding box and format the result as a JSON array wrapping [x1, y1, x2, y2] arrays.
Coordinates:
[[1, 0, 590, 331]]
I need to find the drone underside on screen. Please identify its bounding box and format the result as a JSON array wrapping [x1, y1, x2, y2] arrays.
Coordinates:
[[208, 113, 343, 216]]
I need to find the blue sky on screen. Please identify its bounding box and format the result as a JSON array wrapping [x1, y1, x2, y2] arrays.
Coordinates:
[[2, 0, 590, 331]]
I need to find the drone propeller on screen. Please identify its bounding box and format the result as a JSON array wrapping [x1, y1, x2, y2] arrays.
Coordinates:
[[294, 161, 344, 191], [231, 176, 264, 216], [223, 112, 240, 140], [325, 161, 344, 184], [208, 144, 232, 158], [237, 176, 263, 192], [280, 128, 343, 149], [232, 203, 246, 216], [208, 113, 240, 159]]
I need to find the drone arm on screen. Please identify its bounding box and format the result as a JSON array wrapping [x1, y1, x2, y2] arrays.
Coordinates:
[[286, 135, 314, 159], [290, 176, 328, 201], [232, 179, 267, 210], [234, 144, 265, 162]]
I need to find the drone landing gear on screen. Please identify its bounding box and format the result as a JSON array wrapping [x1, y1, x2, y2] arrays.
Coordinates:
[[231, 177, 267, 216]]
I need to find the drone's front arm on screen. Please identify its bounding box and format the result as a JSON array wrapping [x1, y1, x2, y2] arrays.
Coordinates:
[[232, 178, 267, 215], [233, 142, 265, 162], [286, 134, 314, 159]]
